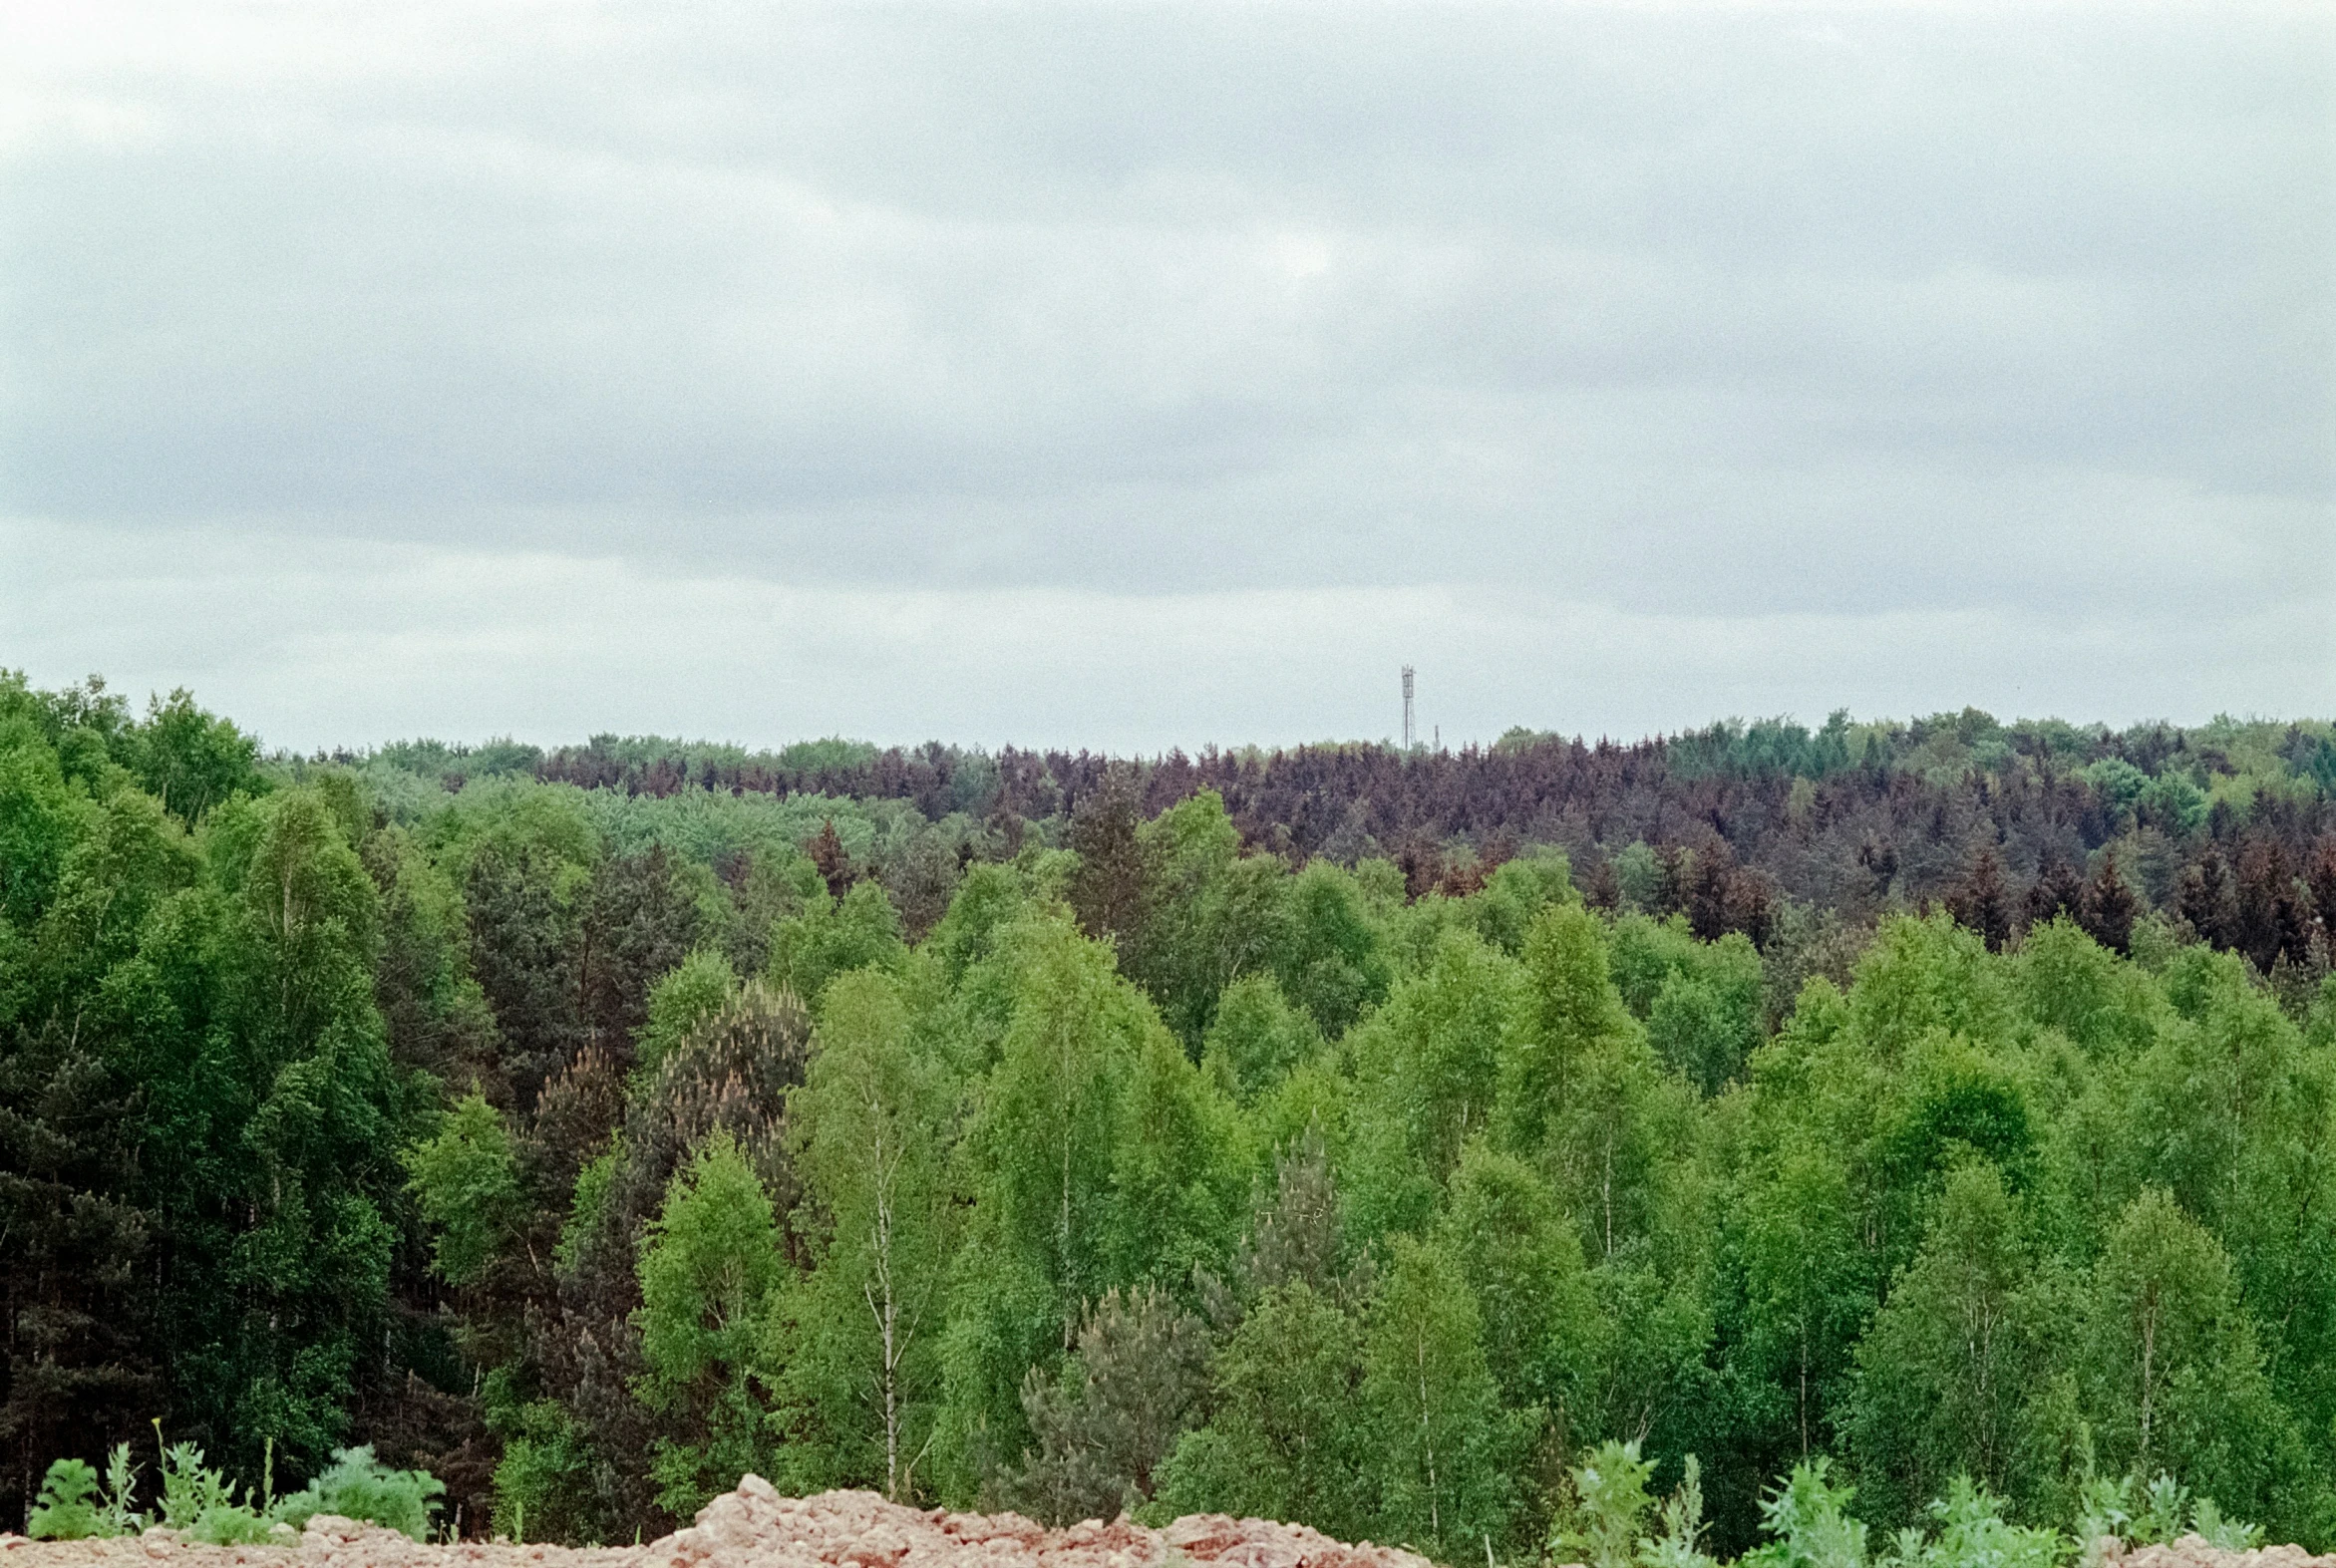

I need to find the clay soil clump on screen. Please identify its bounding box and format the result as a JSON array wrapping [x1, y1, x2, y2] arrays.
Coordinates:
[[1, 1478, 1433, 1568]]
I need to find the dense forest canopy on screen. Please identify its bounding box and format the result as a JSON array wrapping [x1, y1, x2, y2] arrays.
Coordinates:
[[4, 671, 2334, 1557]]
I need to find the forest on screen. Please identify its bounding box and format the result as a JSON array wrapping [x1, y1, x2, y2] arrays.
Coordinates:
[[4, 671, 2335, 1558]]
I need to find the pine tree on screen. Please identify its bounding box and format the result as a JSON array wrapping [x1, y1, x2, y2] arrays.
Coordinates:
[[2079, 849, 2140, 956], [1011, 1287, 1211, 1524], [2025, 856, 2084, 933], [2177, 846, 2236, 948], [1066, 765, 1152, 956], [1945, 846, 2014, 953]]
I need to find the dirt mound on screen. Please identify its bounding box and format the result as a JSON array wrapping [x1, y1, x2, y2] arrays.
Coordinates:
[[2104, 1537, 2336, 1568], [0, 1478, 1434, 1568], [15, 1487, 2327, 1568]]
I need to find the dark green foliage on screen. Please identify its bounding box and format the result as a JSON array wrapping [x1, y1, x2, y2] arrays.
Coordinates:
[[1012, 1287, 1211, 1523]]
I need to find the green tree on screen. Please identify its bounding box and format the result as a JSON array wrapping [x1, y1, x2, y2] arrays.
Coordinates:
[[1271, 859, 1393, 1039], [404, 1093, 522, 1289], [1199, 972, 1319, 1100], [2072, 1188, 2303, 1526], [129, 688, 260, 827], [1845, 1163, 2063, 1526], [773, 971, 954, 1499], [1437, 1142, 1600, 1440], [767, 880, 907, 1005], [1362, 1235, 1520, 1557], [634, 1132, 783, 1517], [1151, 1281, 1368, 1540], [1012, 1286, 1210, 1524], [1736, 1143, 1876, 1463]]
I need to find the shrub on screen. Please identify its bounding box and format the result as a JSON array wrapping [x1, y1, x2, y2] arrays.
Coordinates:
[[1558, 1440, 1656, 1568], [274, 1445, 446, 1540], [28, 1443, 143, 1540], [1744, 1458, 1869, 1568], [150, 1432, 276, 1546], [1885, 1476, 2059, 1568], [2076, 1471, 2261, 1553]]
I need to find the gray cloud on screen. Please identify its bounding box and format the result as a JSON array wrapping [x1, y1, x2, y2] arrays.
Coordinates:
[[1, 1, 2329, 747]]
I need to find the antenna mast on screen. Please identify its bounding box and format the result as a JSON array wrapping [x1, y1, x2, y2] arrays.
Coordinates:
[[1402, 666, 1416, 750]]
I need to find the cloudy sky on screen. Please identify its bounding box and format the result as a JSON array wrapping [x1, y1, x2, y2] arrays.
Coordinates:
[[2, 1, 2330, 754]]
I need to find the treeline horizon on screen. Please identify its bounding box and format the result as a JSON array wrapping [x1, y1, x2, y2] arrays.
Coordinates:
[[352, 705, 2336, 988], [4, 671, 2334, 1558]]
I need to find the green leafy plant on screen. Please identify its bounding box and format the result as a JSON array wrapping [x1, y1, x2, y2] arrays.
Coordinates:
[[27, 1459, 106, 1541], [1745, 1458, 1869, 1568], [1641, 1456, 1718, 1568], [273, 1445, 446, 1540], [2077, 1471, 2258, 1554], [149, 1422, 276, 1546], [2188, 1498, 2263, 1553], [26, 1442, 145, 1540], [1558, 1440, 1657, 1568], [1882, 1476, 2059, 1568]]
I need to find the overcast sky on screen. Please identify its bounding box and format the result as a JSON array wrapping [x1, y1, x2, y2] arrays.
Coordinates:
[[3, 1, 2331, 754]]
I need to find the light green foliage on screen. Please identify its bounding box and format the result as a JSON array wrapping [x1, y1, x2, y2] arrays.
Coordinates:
[[1502, 905, 1686, 1263], [556, 1135, 624, 1280], [24, 671, 2336, 1552], [27, 1449, 141, 1541], [1468, 848, 1575, 956], [1362, 1234, 1520, 1557], [636, 948, 740, 1080], [1108, 1027, 1251, 1287], [774, 971, 955, 1499], [1611, 842, 1664, 913], [962, 917, 1153, 1313], [1883, 1476, 2059, 1568], [1272, 858, 1393, 1038], [1739, 1144, 1878, 1463], [1200, 971, 1320, 1100], [149, 1432, 277, 1546], [768, 879, 908, 1003], [131, 687, 261, 827], [1847, 1165, 2062, 1526], [1645, 1457, 1719, 1568], [274, 1446, 446, 1539], [489, 1399, 606, 1545], [2072, 1189, 2298, 1521], [2012, 920, 2158, 1059], [1132, 789, 1288, 1045], [1559, 1439, 1656, 1568], [1502, 903, 1634, 1152], [1845, 917, 2008, 1063], [403, 1093, 521, 1288], [1150, 1281, 1368, 1541], [2076, 1469, 2259, 1552], [1348, 929, 1520, 1224], [634, 1132, 785, 1516], [1438, 1142, 1600, 1433], [1745, 1459, 1868, 1568], [1610, 915, 1763, 1093]]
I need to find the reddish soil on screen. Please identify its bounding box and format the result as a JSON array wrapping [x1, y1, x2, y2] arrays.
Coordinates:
[[7, 1483, 2329, 1568], [2105, 1539, 2336, 1568], [0, 1479, 1434, 1568]]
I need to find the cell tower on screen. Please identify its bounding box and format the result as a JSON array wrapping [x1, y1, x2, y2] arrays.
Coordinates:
[[1402, 666, 1416, 750]]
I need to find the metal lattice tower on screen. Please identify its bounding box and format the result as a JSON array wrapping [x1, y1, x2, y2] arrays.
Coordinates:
[[1401, 666, 1415, 750]]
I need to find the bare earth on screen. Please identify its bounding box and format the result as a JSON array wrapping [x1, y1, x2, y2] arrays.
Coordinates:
[[3, 1481, 2329, 1568], [0, 1478, 1431, 1568]]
